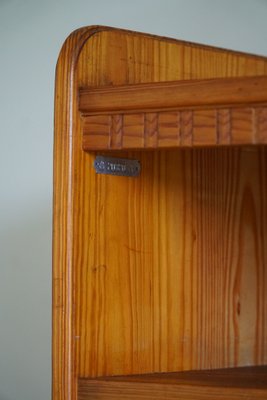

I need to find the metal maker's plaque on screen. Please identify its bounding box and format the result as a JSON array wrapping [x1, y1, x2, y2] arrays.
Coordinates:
[[94, 156, 141, 177]]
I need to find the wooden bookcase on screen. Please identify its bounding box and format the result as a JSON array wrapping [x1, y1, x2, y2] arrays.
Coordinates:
[[53, 26, 267, 400]]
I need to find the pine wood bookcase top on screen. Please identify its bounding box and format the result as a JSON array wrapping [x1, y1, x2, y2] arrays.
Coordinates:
[[53, 26, 267, 400]]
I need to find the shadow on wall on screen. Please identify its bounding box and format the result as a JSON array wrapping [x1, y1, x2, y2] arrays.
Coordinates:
[[0, 204, 51, 400]]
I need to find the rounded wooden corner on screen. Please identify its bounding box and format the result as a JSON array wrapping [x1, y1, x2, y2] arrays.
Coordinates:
[[55, 26, 99, 79]]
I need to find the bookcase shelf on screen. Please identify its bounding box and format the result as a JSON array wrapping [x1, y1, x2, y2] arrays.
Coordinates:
[[78, 366, 267, 400], [53, 26, 267, 400], [79, 76, 267, 150]]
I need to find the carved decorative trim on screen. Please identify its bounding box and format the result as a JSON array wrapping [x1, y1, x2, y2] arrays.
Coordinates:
[[82, 107, 267, 150]]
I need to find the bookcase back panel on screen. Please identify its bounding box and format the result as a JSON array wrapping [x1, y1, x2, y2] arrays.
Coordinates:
[[74, 147, 267, 377]]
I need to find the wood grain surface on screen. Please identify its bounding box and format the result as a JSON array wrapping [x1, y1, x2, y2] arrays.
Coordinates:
[[78, 366, 267, 400], [53, 26, 267, 400], [75, 147, 267, 377], [79, 76, 267, 113], [80, 74, 267, 150], [82, 107, 267, 150]]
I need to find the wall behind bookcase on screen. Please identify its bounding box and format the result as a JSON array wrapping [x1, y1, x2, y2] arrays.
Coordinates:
[[1, 1, 267, 399]]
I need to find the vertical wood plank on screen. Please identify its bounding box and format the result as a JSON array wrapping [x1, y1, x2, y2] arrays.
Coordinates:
[[180, 111, 193, 146], [110, 115, 123, 149], [217, 109, 232, 144], [144, 113, 158, 148]]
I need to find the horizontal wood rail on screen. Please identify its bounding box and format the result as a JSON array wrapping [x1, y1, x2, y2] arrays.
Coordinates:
[[78, 366, 267, 400], [79, 75, 267, 114]]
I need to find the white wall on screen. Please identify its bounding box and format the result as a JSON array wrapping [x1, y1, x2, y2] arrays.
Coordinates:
[[0, 1, 267, 399]]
